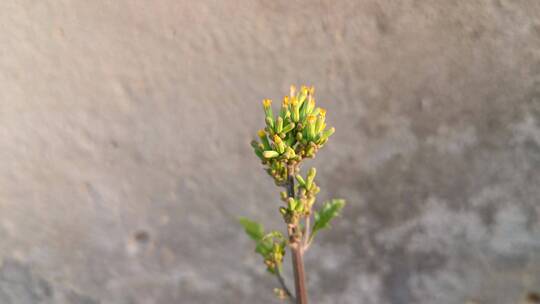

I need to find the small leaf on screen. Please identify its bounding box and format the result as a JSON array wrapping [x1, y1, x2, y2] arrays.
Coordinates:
[[239, 217, 264, 241], [311, 199, 346, 240], [255, 238, 273, 256], [261, 231, 285, 242], [256, 231, 285, 260]]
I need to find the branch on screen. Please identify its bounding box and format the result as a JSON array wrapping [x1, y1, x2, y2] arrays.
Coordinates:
[[286, 164, 309, 304], [275, 267, 296, 303], [303, 214, 311, 250]]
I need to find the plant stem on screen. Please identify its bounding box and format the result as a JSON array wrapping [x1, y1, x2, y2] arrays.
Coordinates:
[[275, 267, 295, 303], [286, 166, 308, 304], [303, 215, 311, 248]]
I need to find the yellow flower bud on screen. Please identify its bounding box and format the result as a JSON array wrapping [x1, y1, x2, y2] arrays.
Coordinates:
[[290, 85, 296, 97], [262, 99, 272, 108], [307, 115, 316, 139], [262, 99, 273, 118], [291, 97, 300, 122], [273, 135, 285, 154], [282, 96, 290, 107]]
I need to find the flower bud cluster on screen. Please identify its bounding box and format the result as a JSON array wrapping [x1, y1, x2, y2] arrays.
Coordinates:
[[251, 85, 335, 186], [256, 232, 286, 274], [279, 168, 320, 227]]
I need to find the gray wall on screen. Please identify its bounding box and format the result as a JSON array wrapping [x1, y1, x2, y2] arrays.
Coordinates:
[[1, 1, 539, 303]]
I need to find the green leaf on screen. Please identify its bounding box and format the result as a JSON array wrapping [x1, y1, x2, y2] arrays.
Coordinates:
[[255, 231, 285, 258], [255, 239, 273, 256], [261, 231, 285, 241], [239, 217, 264, 241], [311, 199, 346, 240]]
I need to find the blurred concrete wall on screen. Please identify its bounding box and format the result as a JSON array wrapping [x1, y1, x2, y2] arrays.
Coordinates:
[[1, 1, 540, 303]]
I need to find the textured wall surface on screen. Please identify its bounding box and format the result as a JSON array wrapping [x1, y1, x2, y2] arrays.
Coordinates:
[[1, 1, 540, 303]]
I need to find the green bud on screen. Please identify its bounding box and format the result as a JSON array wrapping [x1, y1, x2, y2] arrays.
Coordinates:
[[295, 174, 306, 186], [306, 115, 316, 140], [311, 107, 321, 117], [275, 117, 283, 134], [295, 200, 304, 212], [319, 127, 335, 142], [288, 197, 298, 210], [299, 98, 308, 120], [284, 111, 291, 120], [291, 98, 300, 122], [263, 150, 279, 158], [281, 122, 295, 134], [257, 129, 271, 150], [280, 97, 290, 119], [296, 132, 303, 141], [298, 88, 308, 104], [280, 191, 288, 201], [279, 206, 287, 215], [273, 135, 285, 154], [306, 167, 316, 190], [286, 146, 296, 159], [265, 116, 274, 130], [283, 147, 291, 159], [306, 146, 315, 157]]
